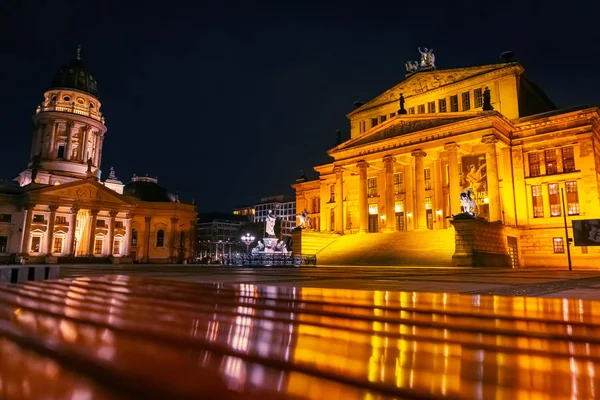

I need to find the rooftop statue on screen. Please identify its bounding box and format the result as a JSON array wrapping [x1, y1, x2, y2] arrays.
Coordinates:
[[418, 47, 436, 69]]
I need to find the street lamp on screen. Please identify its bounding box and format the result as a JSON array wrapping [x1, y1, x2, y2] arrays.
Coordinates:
[[241, 233, 255, 254]]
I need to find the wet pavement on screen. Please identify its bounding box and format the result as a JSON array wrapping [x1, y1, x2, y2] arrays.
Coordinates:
[[2, 275, 600, 399]]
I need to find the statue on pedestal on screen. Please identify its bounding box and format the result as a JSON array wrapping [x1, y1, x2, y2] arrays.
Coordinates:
[[265, 210, 276, 237], [458, 188, 477, 217], [296, 209, 312, 229]]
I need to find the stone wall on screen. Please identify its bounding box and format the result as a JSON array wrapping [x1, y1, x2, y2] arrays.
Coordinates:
[[291, 230, 340, 256], [451, 218, 511, 267]]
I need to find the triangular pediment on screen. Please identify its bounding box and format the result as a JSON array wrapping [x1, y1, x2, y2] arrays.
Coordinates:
[[25, 179, 135, 206], [332, 113, 479, 152], [349, 62, 521, 116]]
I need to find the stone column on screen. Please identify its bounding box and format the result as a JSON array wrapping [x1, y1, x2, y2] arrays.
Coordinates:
[[80, 126, 89, 162], [21, 205, 34, 254], [46, 205, 58, 254], [482, 135, 501, 222], [382, 155, 396, 232], [108, 211, 118, 256], [170, 217, 180, 262], [97, 134, 105, 168], [123, 213, 132, 257], [404, 164, 414, 230], [333, 166, 344, 234], [48, 122, 57, 159], [144, 216, 152, 263], [66, 123, 77, 161], [433, 159, 444, 229], [412, 149, 428, 230], [68, 206, 79, 255], [87, 209, 99, 256], [357, 160, 370, 233], [445, 142, 461, 216]]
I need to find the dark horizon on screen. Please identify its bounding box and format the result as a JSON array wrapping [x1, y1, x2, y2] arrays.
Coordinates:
[[1, 0, 599, 213]]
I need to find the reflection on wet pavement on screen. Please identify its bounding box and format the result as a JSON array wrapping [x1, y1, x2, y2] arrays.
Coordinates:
[[1, 276, 599, 399]]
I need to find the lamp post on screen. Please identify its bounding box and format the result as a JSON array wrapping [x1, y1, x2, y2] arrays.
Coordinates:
[[241, 233, 255, 254]]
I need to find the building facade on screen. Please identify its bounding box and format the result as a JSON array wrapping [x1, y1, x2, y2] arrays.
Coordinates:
[[0, 48, 196, 264], [196, 212, 250, 261], [293, 52, 600, 268]]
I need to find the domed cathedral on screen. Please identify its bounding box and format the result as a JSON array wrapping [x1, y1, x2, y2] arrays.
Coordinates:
[[292, 49, 600, 269], [0, 47, 196, 265]]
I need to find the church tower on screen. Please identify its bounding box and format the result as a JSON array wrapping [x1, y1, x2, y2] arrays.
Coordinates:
[[17, 46, 107, 186]]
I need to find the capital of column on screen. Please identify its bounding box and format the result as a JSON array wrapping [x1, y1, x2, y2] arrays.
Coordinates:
[[482, 134, 498, 145], [144, 216, 152, 224], [109, 210, 119, 218], [90, 209, 100, 216], [411, 149, 427, 158], [444, 142, 459, 151], [333, 166, 344, 174], [170, 217, 180, 224], [49, 204, 59, 212], [382, 155, 396, 165], [70, 206, 80, 214], [356, 160, 370, 169], [125, 212, 134, 220]]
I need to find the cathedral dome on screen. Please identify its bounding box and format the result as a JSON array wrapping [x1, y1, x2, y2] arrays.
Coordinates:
[[123, 176, 178, 203], [50, 46, 99, 98]]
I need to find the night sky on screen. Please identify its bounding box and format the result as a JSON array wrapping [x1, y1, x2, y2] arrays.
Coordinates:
[[1, 0, 599, 212]]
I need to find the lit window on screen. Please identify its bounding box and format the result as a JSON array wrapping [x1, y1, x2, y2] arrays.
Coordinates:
[[566, 181, 580, 215], [113, 240, 120, 255], [529, 152, 541, 177], [55, 216, 66, 224], [427, 101, 435, 113], [553, 237, 565, 253], [408, 107, 415, 114], [395, 200, 404, 213], [562, 146, 575, 172], [532, 185, 544, 218], [30, 236, 41, 252], [474, 88, 483, 108], [329, 184, 335, 202], [156, 229, 165, 247], [53, 237, 63, 253], [425, 197, 433, 210], [368, 204, 378, 215], [115, 221, 124, 229], [131, 229, 138, 246], [439, 98, 447, 113], [393, 173, 404, 194], [424, 168, 432, 190], [462, 92, 470, 111], [548, 183, 561, 217], [96, 219, 106, 228], [418, 104, 425, 114], [94, 239, 103, 254], [367, 177, 377, 197], [545, 149, 557, 175]]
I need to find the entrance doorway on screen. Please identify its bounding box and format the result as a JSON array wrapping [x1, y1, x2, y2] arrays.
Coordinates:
[[368, 214, 379, 233], [396, 212, 405, 231], [507, 236, 519, 268], [426, 209, 433, 230]]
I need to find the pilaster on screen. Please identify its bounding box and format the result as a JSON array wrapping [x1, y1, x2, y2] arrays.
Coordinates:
[[87, 209, 99, 256], [108, 211, 118, 256], [68, 206, 79, 255], [170, 217, 180, 262], [444, 142, 461, 216], [21, 205, 34, 254], [46, 205, 58, 254], [357, 160, 370, 233], [412, 149, 427, 230], [333, 166, 344, 234], [482, 135, 501, 222], [382, 155, 396, 232], [144, 216, 152, 263]]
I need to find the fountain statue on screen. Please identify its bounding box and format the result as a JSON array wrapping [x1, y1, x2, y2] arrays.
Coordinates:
[[251, 210, 289, 254]]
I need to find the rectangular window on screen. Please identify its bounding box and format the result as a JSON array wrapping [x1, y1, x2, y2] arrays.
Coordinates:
[[329, 184, 335, 202], [408, 107, 415, 114], [566, 181, 580, 215], [462, 92, 471, 111], [53, 237, 63, 253], [94, 239, 103, 254], [115, 221, 124, 229], [548, 183, 561, 217], [371, 118, 378, 128], [545, 149, 557, 175], [393, 173, 404, 194], [330, 208, 335, 231], [562, 146, 575, 172], [57, 143, 65, 159], [368, 203, 378, 215], [474, 88, 483, 108], [418, 104, 425, 114], [425, 197, 433, 210], [553, 237, 565, 253], [55, 216, 66, 224], [438, 99, 447, 113], [450, 95, 459, 112], [96, 219, 106, 228], [312, 198, 319, 213], [380, 115, 386, 123], [389, 112, 395, 118], [424, 168, 432, 190], [395, 200, 404, 231], [0, 236, 7, 253], [427, 101, 436, 113], [113, 240, 120, 255], [395, 200, 404, 213], [367, 177, 378, 198], [529, 152, 541, 177], [360, 121, 366, 133], [0, 214, 11, 223], [33, 214, 44, 223], [30, 236, 41, 252], [532, 185, 544, 218]]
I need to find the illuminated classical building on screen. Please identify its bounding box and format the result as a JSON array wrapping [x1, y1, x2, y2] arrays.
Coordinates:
[[293, 50, 600, 268], [0, 47, 196, 264]]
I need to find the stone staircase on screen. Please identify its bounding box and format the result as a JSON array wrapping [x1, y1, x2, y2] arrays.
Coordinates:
[[315, 228, 456, 266]]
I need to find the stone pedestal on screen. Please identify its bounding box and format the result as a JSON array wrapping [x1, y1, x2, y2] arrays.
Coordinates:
[[450, 217, 511, 267]]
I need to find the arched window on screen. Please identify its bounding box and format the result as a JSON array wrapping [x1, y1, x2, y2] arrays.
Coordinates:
[[131, 229, 138, 246], [156, 230, 164, 247]]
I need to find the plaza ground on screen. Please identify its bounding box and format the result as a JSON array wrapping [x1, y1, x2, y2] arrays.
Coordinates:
[[59, 264, 600, 300]]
